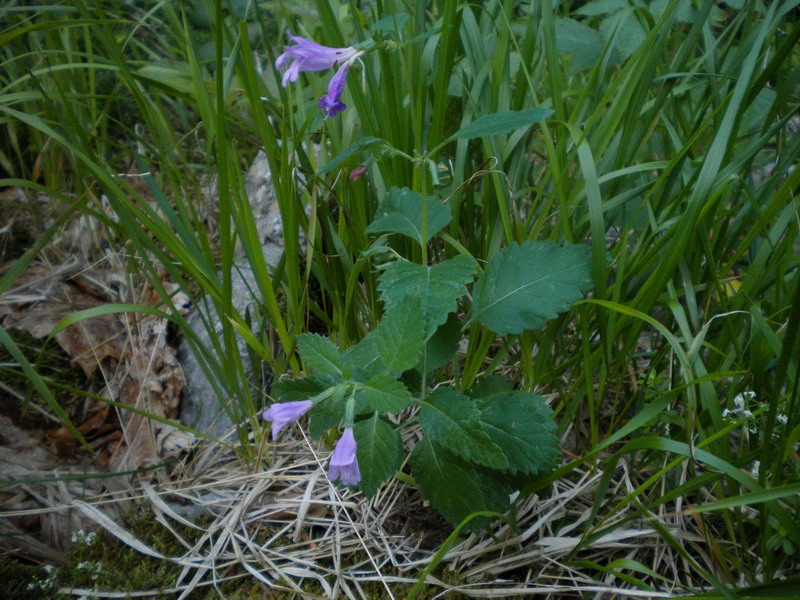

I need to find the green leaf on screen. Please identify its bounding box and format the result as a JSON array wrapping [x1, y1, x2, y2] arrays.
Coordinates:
[[359, 375, 413, 412], [309, 399, 343, 439], [317, 136, 387, 177], [469, 241, 593, 335], [341, 336, 386, 380], [342, 298, 425, 379], [447, 108, 553, 141], [741, 87, 776, 134], [600, 8, 645, 60], [372, 298, 426, 374], [365, 187, 451, 244], [354, 414, 403, 498], [418, 313, 462, 374], [410, 436, 513, 528], [576, 0, 629, 16], [476, 392, 561, 476], [649, 0, 697, 23], [296, 333, 343, 376], [271, 375, 339, 401], [378, 254, 476, 338], [555, 18, 604, 70], [467, 375, 514, 399], [420, 389, 508, 469]]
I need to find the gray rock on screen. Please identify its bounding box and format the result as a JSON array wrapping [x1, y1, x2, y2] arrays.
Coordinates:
[[176, 262, 271, 440], [178, 151, 289, 440]]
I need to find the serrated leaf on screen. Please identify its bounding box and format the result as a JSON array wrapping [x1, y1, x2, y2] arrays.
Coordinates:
[[308, 392, 345, 439], [447, 108, 553, 141], [649, 0, 697, 23], [366, 187, 451, 244], [341, 298, 425, 379], [600, 9, 645, 60], [271, 374, 339, 401], [420, 389, 507, 469], [354, 414, 402, 498], [410, 436, 513, 528], [469, 241, 592, 335], [296, 333, 343, 376], [372, 298, 426, 374], [476, 392, 560, 476], [555, 18, 604, 70], [307, 385, 367, 439], [359, 375, 413, 412], [576, 0, 629, 16], [342, 336, 386, 380], [317, 136, 387, 176], [418, 312, 462, 374], [378, 255, 476, 338]]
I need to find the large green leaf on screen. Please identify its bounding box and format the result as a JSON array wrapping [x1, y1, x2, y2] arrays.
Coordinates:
[[365, 187, 451, 244], [555, 18, 604, 70], [419, 389, 507, 469], [342, 298, 425, 378], [447, 108, 553, 141], [576, 0, 628, 16], [359, 375, 413, 412], [409, 436, 513, 528], [296, 333, 343, 376], [417, 313, 462, 374], [378, 254, 476, 338], [341, 336, 385, 381], [372, 298, 426, 374], [469, 241, 592, 335], [600, 8, 645, 60], [475, 392, 560, 476], [354, 414, 403, 498], [308, 388, 347, 439]]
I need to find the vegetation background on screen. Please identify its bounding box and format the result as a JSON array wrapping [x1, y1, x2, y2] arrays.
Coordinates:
[[1, 0, 799, 598]]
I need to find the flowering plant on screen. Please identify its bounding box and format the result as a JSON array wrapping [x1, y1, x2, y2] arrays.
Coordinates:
[[262, 182, 593, 528], [261, 22, 594, 530]]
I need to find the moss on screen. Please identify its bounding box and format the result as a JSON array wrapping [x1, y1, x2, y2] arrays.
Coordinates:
[[0, 557, 58, 600]]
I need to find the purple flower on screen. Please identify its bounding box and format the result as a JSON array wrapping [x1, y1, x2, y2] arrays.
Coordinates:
[[275, 30, 362, 118], [262, 400, 313, 440], [317, 62, 350, 118], [275, 30, 360, 88], [328, 427, 360, 485]]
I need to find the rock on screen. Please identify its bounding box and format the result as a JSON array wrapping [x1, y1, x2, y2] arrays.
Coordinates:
[[178, 151, 288, 440], [177, 262, 274, 440]]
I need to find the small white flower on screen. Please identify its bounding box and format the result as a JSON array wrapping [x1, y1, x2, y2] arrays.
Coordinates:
[[733, 391, 756, 409], [71, 529, 86, 543], [751, 460, 760, 478], [777, 414, 788, 425]]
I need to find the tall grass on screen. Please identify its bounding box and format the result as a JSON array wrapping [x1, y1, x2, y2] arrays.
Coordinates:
[[1, 0, 799, 591]]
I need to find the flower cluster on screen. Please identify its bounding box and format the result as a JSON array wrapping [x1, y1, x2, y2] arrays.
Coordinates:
[[262, 401, 360, 485], [275, 30, 363, 118]]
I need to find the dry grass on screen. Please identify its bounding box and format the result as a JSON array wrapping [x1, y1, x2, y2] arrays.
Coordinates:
[[0, 415, 729, 599]]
